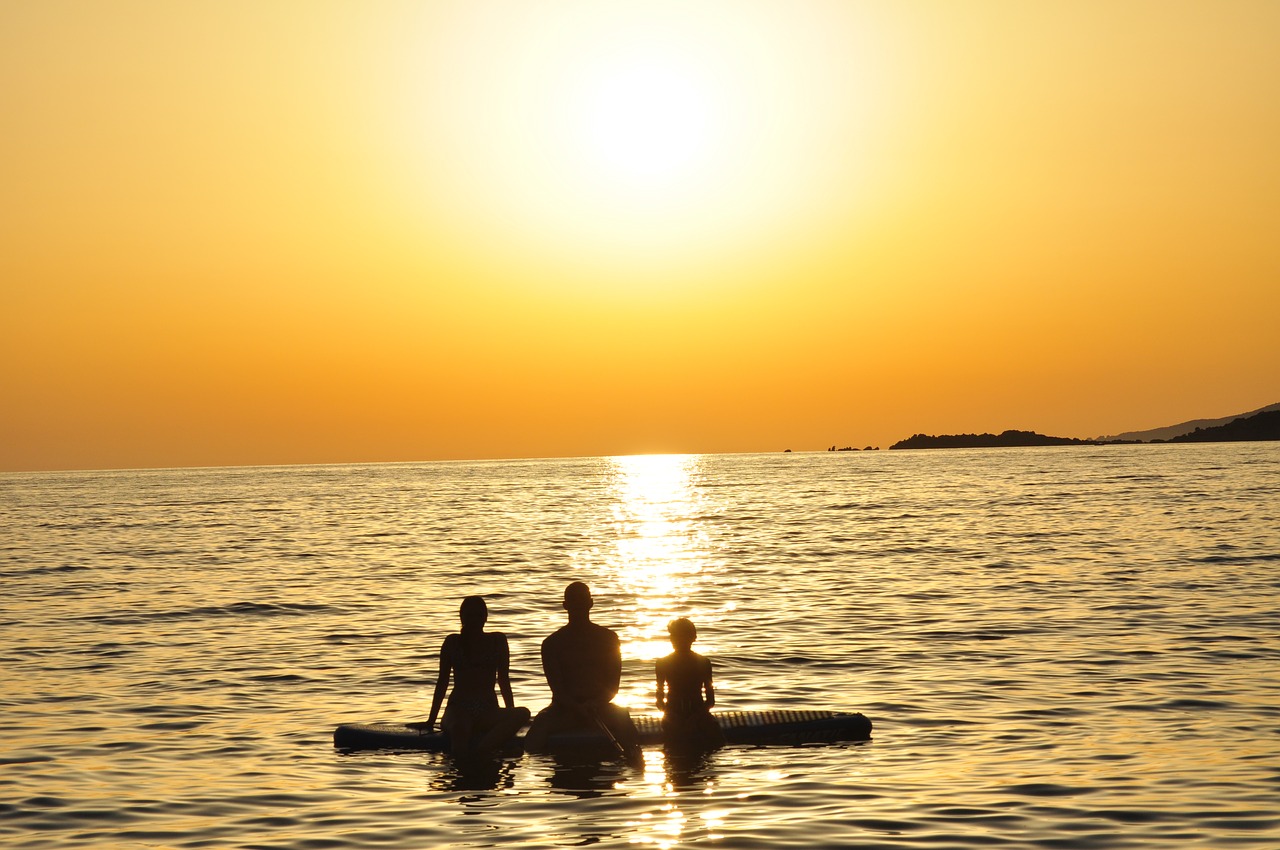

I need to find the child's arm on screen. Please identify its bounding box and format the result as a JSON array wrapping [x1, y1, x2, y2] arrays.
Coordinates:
[[702, 657, 716, 709], [655, 658, 668, 710]]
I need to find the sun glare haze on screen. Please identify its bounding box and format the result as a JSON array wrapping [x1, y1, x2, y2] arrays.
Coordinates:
[[2, 1, 1277, 471], [374, 2, 894, 293]]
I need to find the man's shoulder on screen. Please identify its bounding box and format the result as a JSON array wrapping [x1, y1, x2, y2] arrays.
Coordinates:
[[584, 622, 621, 649], [542, 621, 619, 647], [542, 626, 569, 649], [590, 621, 619, 640]]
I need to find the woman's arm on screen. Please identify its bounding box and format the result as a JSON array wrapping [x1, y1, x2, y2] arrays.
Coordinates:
[[702, 658, 716, 709], [425, 636, 454, 728], [497, 634, 516, 709]]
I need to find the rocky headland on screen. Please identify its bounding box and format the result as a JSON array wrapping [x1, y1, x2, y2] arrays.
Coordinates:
[[883, 405, 1279, 450]]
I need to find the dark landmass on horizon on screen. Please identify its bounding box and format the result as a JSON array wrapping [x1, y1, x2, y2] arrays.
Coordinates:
[[889, 430, 1097, 450], [1094, 402, 1280, 442], [1166, 409, 1280, 443], [883, 405, 1280, 451]]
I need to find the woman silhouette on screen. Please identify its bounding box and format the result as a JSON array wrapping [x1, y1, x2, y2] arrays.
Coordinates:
[[424, 596, 530, 755]]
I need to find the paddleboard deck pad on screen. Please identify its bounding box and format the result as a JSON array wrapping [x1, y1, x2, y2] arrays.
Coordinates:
[[333, 709, 871, 752]]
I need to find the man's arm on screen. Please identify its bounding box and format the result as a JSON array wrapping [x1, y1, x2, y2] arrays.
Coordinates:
[[603, 629, 622, 703], [541, 634, 564, 701]]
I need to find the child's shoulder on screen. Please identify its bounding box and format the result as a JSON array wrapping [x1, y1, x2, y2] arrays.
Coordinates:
[[658, 649, 711, 666], [655, 650, 694, 670]]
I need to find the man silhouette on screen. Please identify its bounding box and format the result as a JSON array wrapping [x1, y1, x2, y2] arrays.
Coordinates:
[[524, 581, 641, 757]]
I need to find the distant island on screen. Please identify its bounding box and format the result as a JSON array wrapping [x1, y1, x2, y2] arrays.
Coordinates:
[[889, 430, 1096, 450], [884, 405, 1280, 450]]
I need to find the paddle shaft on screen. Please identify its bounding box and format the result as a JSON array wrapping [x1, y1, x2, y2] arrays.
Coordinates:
[[592, 713, 628, 758]]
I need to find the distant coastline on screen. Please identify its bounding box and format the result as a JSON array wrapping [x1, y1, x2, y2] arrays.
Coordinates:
[[880, 405, 1280, 451], [1163, 409, 1280, 444], [1093, 402, 1280, 442], [889, 430, 1097, 450]]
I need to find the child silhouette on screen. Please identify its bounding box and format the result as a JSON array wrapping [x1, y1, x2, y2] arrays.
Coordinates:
[[655, 618, 725, 751]]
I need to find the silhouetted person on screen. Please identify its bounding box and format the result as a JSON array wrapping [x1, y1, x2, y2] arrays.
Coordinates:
[[656, 618, 725, 751], [424, 596, 530, 756], [524, 581, 641, 758]]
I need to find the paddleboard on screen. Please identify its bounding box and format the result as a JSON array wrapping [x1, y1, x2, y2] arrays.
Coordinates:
[[333, 709, 871, 752]]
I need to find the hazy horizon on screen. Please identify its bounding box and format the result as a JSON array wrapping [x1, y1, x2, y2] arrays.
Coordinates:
[[6, 398, 1275, 475]]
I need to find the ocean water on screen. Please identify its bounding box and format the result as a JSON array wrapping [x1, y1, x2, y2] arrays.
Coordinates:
[[1, 444, 1278, 849]]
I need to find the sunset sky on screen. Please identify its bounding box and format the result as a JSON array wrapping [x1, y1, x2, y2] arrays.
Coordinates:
[[3, 1, 1277, 472]]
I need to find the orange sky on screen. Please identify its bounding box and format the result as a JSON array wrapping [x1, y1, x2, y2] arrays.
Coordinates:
[[3, 1, 1278, 471]]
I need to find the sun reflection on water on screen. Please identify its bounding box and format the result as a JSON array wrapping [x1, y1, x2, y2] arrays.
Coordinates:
[[589, 455, 744, 849], [625, 748, 729, 848], [599, 455, 719, 664]]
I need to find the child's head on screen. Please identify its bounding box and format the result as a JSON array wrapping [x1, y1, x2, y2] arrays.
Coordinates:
[[667, 617, 697, 651]]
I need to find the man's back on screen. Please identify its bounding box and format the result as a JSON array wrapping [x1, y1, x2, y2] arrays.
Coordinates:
[[524, 581, 641, 758], [542, 620, 620, 707]]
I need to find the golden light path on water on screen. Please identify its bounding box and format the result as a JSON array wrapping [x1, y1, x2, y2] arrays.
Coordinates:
[[598, 454, 727, 669], [588, 455, 738, 847]]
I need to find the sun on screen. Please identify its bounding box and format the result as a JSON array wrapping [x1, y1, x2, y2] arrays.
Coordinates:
[[374, 2, 896, 286], [568, 55, 717, 194]]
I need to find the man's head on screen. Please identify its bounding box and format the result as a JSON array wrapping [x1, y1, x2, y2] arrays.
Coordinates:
[[563, 581, 594, 618]]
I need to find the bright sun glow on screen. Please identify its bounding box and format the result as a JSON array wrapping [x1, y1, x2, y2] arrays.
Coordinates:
[[571, 56, 716, 192], [536, 27, 754, 233], [381, 3, 893, 286]]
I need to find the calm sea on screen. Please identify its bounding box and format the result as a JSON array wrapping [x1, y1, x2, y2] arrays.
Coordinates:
[[2, 445, 1278, 849]]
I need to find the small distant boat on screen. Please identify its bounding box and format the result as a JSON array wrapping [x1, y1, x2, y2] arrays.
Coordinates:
[[333, 709, 871, 753]]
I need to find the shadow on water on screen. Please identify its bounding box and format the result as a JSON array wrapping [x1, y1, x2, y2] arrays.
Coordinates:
[[658, 747, 719, 791], [544, 752, 635, 798], [427, 752, 518, 793]]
